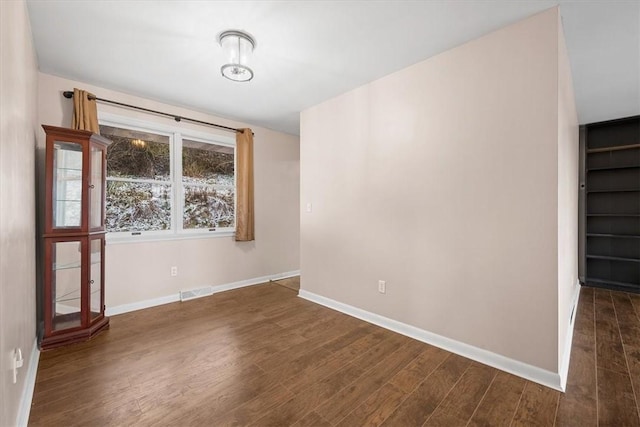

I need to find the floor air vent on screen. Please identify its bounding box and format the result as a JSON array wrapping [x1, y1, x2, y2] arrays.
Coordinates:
[[180, 286, 214, 302]]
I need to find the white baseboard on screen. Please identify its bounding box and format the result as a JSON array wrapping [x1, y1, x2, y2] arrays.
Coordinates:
[[299, 289, 564, 391], [559, 280, 581, 390], [106, 270, 300, 316], [16, 337, 40, 427]]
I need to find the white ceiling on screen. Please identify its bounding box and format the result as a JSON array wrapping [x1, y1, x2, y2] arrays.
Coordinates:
[[27, 1, 639, 136]]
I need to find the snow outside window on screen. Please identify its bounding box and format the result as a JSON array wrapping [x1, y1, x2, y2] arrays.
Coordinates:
[[99, 120, 236, 240]]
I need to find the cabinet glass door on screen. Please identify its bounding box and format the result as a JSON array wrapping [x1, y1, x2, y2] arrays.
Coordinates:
[[53, 142, 83, 229], [51, 240, 83, 331], [90, 144, 105, 230], [89, 237, 103, 320]]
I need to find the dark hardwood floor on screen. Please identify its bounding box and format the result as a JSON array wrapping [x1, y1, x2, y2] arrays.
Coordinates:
[[29, 283, 640, 426]]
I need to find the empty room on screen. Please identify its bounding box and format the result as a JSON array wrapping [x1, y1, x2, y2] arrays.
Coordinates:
[[1, 0, 639, 426]]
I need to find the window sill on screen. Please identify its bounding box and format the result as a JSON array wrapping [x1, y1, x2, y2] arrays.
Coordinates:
[[106, 231, 236, 245]]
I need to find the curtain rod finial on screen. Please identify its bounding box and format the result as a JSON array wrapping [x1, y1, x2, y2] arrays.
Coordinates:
[[63, 91, 74, 99]]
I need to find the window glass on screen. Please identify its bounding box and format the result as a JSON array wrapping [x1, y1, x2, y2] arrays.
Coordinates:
[[182, 139, 234, 185], [182, 139, 235, 230], [106, 181, 172, 232], [103, 126, 170, 180], [183, 187, 235, 229], [99, 123, 235, 236]]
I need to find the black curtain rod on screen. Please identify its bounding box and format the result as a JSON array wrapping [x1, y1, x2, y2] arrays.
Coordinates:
[[62, 91, 246, 134]]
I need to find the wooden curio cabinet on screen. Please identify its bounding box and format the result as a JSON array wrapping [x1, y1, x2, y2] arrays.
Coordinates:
[[41, 125, 112, 350]]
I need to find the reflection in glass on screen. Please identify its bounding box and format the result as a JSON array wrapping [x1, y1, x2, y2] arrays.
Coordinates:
[[182, 139, 234, 186], [106, 181, 171, 232], [53, 142, 83, 228], [183, 186, 234, 229], [90, 239, 102, 320], [52, 241, 82, 331], [90, 146, 103, 228], [101, 126, 170, 180]]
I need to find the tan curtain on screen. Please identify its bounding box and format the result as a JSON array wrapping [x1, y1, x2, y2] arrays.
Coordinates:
[[71, 88, 100, 133], [235, 128, 255, 241]]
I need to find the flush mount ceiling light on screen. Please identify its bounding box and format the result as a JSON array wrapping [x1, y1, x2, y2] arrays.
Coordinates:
[[218, 30, 255, 82]]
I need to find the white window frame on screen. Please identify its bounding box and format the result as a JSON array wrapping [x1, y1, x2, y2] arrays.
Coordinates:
[[100, 113, 236, 244]]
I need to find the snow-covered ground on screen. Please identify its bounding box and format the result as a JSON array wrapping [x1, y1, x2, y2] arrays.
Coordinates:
[[106, 178, 234, 232]]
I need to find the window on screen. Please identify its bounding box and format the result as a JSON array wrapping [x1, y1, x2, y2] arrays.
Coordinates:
[[99, 116, 235, 240]]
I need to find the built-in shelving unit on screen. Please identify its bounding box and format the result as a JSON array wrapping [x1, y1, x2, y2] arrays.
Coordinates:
[[584, 116, 640, 294]]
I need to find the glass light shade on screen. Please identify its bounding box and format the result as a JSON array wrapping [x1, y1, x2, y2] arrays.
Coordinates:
[[219, 30, 255, 82], [130, 139, 146, 148]]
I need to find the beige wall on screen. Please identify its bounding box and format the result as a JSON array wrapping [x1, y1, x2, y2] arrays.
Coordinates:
[[557, 12, 580, 371], [0, 0, 38, 424], [301, 8, 576, 373], [38, 73, 300, 309]]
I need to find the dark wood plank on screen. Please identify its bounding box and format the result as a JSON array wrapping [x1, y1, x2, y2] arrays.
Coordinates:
[[284, 328, 391, 393], [510, 382, 560, 426], [333, 346, 450, 426], [314, 338, 425, 424], [612, 293, 640, 348], [629, 293, 640, 321], [595, 288, 614, 308], [423, 363, 496, 426], [249, 332, 408, 426], [214, 384, 294, 427], [139, 364, 282, 425], [581, 286, 595, 306], [555, 285, 598, 427], [467, 371, 526, 427], [595, 293, 630, 374], [388, 345, 449, 393], [291, 411, 331, 427], [28, 283, 640, 427], [335, 382, 407, 427], [555, 335, 598, 426], [380, 354, 471, 426], [576, 287, 595, 329], [622, 345, 640, 417], [597, 367, 640, 426]]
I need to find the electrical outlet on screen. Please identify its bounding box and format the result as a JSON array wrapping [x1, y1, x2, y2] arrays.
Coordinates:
[[170, 266, 178, 277], [378, 280, 386, 294], [306, 202, 312, 213]]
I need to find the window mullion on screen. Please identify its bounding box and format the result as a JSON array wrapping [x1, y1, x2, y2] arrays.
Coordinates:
[[174, 132, 183, 234]]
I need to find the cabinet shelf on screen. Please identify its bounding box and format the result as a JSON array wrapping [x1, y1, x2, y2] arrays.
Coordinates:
[[587, 233, 640, 239], [587, 165, 640, 172], [587, 189, 639, 194], [53, 259, 101, 271], [586, 143, 640, 154], [586, 254, 640, 263], [53, 262, 81, 271], [585, 278, 640, 293], [587, 214, 640, 217]]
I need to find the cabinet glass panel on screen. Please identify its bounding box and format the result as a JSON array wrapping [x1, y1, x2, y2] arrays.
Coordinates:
[[53, 141, 83, 228], [52, 240, 82, 331], [89, 238, 103, 320], [90, 145, 104, 229]]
